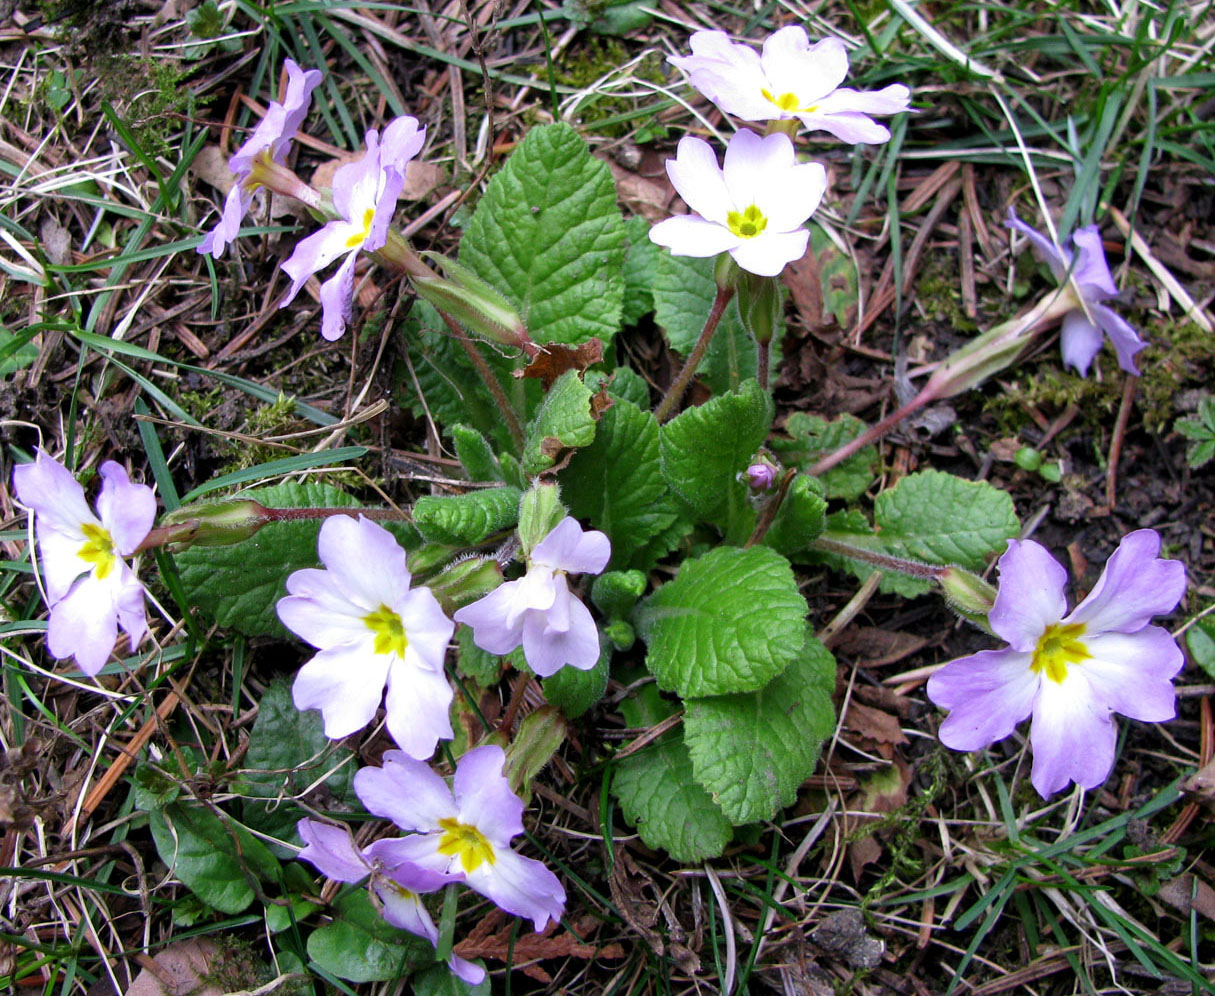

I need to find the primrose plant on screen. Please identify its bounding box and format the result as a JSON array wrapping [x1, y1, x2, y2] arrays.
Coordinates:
[[12, 25, 1186, 991]]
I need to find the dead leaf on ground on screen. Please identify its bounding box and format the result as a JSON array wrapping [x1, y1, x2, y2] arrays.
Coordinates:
[[126, 940, 223, 996], [842, 701, 908, 746], [454, 909, 624, 983], [191, 145, 235, 195], [1156, 873, 1215, 922], [831, 626, 931, 668], [603, 157, 672, 223], [1182, 758, 1215, 806], [312, 156, 443, 201]]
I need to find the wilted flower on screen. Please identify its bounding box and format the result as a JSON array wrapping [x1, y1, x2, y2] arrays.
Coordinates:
[[454, 516, 609, 677], [669, 28, 910, 143], [926, 530, 1185, 798], [649, 130, 826, 277], [353, 745, 566, 931], [296, 819, 485, 985], [13, 451, 156, 676], [279, 116, 426, 340], [276, 514, 455, 758], [198, 59, 322, 258], [1006, 209, 1146, 376]]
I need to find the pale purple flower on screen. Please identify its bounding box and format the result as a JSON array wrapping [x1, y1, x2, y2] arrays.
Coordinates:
[[648, 130, 826, 277], [453, 517, 609, 677], [353, 745, 566, 932], [926, 530, 1185, 798], [198, 59, 322, 258], [1006, 209, 1147, 376], [745, 463, 776, 491], [13, 451, 155, 676], [278, 116, 425, 340], [296, 819, 485, 985], [276, 514, 455, 758], [669, 28, 910, 143]]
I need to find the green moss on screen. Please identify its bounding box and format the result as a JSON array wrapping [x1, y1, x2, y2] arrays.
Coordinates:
[[557, 41, 667, 139], [96, 55, 200, 159]]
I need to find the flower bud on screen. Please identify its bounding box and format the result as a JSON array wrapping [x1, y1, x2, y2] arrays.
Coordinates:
[[157, 500, 269, 549], [714, 251, 740, 292], [936, 566, 998, 629], [424, 555, 502, 615], [737, 272, 781, 345], [517, 483, 566, 560], [413, 252, 528, 349], [744, 462, 777, 491], [503, 706, 568, 803]]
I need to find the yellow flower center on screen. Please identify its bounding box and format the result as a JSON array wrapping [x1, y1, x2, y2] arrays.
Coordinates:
[[1030, 622, 1090, 684], [762, 88, 802, 112], [78, 523, 118, 580], [437, 817, 495, 873], [363, 605, 408, 657], [345, 207, 376, 248], [727, 204, 769, 239]]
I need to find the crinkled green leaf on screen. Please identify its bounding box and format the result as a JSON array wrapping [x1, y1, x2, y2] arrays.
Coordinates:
[[684, 639, 836, 825], [456, 625, 503, 687], [307, 888, 433, 982], [146, 801, 280, 914], [763, 474, 828, 558], [621, 215, 659, 326], [562, 399, 680, 569], [660, 379, 772, 536], [176, 482, 359, 638], [459, 122, 627, 347], [771, 413, 877, 500], [1186, 617, 1215, 680], [543, 644, 610, 719], [240, 681, 356, 853], [413, 963, 491, 996], [605, 365, 651, 409], [413, 486, 521, 545], [591, 569, 647, 619], [637, 545, 806, 698], [522, 369, 597, 476], [451, 424, 504, 482], [653, 252, 759, 395]]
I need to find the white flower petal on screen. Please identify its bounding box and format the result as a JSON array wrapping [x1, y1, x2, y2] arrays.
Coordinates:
[[292, 644, 390, 738], [1029, 673, 1117, 797], [729, 229, 809, 277], [383, 659, 454, 760]]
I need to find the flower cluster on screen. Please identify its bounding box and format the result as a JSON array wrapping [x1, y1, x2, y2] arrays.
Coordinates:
[[653, 26, 910, 277], [927, 530, 1185, 798]]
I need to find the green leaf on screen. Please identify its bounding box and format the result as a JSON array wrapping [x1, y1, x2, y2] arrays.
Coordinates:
[[240, 681, 356, 852], [660, 379, 772, 535], [456, 626, 503, 687], [0, 328, 38, 376], [1175, 399, 1215, 469], [763, 475, 828, 558], [683, 639, 836, 825], [809, 222, 859, 328], [637, 545, 806, 698], [621, 215, 659, 326], [522, 369, 597, 476], [771, 413, 878, 500], [612, 687, 732, 862], [591, 569, 647, 619], [176, 482, 359, 637], [562, 399, 680, 570], [307, 888, 433, 982], [653, 253, 760, 395], [817, 510, 930, 597], [146, 801, 280, 914], [459, 122, 627, 347], [1186, 617, 1215, 680], [413, 963, 490, 996], [543, 644, 610, 718], [451, 424, 504, 482], [413, 486, 522, 545], [605, 365, 651, 409]]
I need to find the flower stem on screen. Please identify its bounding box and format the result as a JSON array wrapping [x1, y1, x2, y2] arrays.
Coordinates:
[[654, 285, 735, 423], [809, 535, 948, 580], [757, 338, 771, 390], [806, 392, 928, 478], [438, 310, 526, 450]]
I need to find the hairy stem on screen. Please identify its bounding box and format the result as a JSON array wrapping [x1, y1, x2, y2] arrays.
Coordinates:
[[809, 535, 948, 580], [654, 285, 735, 424], [438, 310, 526, 449]]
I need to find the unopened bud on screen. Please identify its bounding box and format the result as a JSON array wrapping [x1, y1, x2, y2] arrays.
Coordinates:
[[503, 706, 568, 803], [157, 500, 269, 550], [517, 483, 565, 560], [714, 251, 740, 292], [745, 462, 777, 491], [737, 272, 781, 345], [425, 556, 502, 615], [413, 252, 528, 349], [936, 566, 998, 629]]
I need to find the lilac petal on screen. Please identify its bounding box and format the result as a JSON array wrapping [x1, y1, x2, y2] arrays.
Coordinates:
[[1028, 675, 1117, 796], [927, 647, 1038, 751], [1069, 226, 1118, 298], [400, 587, 455, 672], [453, 745, 523, 843], [449, 956, 487, 986], [729, 229, 809, 277], [276, 60, 324, 158], [318, 249, 359, 341], [665, 136, 731, 226], [383, 660, 454, 760], [363, 165, 404, 255], [198, 184, 251, 257], [276, 584, 370, 652], [364, 834, 453, 880], [765, 32, 848, 103], [648, 215, 742, 259], [1005, 209, 1069, 281], [317, 516, 411, 614], [12, 450, 94, 535], [1064, 529, 1186, 633], [668, 32, 771, 121], [816, 82, 911, 116], [47, 575, 117, 676], [799, 109, 892, 145], [987, 540, 1069, 651], [355, 751, 455, 831], [464, 847, 565, 932], [453, 583, 527, 656], [36, 530, 88, 604], [95, 462, 155, 555], [296, 819, 370, 882], [371, 878, 439, 940], [381, 116, 426, 172], [521, 591, 600, 677], [531, 518, 611, 575], [113, 564, 149, 649], [280, 222, 364, 306], [1059, 308, 1104, 376], [292, 644, 391, 739], [332, 132, 384, 222], [1090, 302, 1146, 375], [363, 840, 451, 893], [1079, 628, 1182, 722]]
